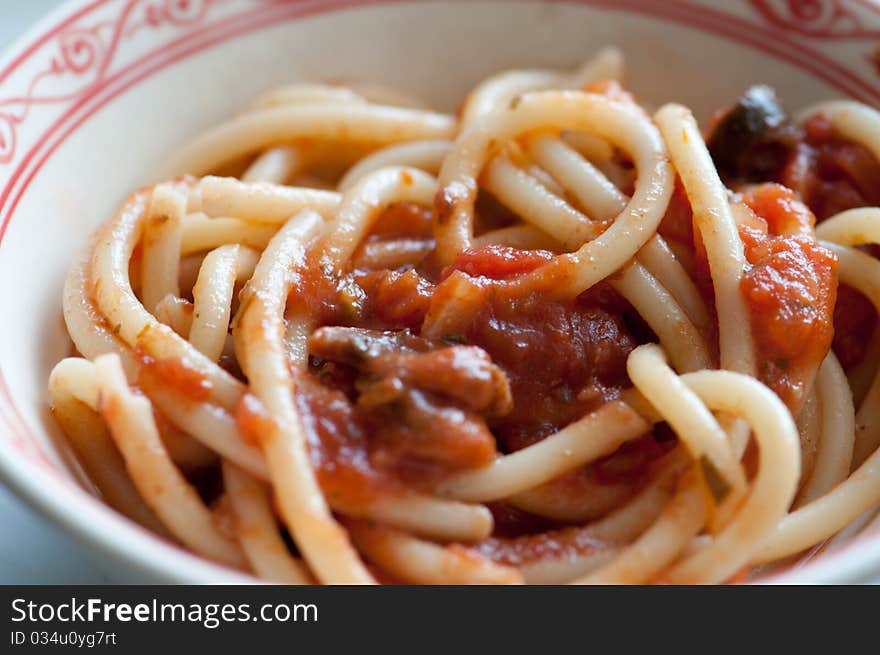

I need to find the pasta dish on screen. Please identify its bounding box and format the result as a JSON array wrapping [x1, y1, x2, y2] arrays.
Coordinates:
[[48, 49, 880, 584]]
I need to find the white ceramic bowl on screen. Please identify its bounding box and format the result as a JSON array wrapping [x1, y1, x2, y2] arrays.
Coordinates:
[[2, 0, 880, 584]]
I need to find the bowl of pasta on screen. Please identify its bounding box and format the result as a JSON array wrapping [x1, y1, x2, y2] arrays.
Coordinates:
[[2, 0, 880, 585]]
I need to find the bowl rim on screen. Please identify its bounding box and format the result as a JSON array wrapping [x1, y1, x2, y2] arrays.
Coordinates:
[[1, 0, 879, 585]]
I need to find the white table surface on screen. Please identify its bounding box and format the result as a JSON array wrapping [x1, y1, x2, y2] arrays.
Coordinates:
[[1, 0, 879, 586]]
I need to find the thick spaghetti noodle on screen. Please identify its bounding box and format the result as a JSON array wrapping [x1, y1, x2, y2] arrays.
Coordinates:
[[50, 49, 880, 584]]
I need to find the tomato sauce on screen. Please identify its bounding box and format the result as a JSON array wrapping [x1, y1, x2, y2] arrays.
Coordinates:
[[738, 185, 837, 411], [298, 264, 435, 331], [445, 244, 554, 279], [439, 245, 638, 451], [740, 182, 814, 237], [295, 233, 651, 520], [475, 524, 613, 566], [833, 284, 877, 369], [236, 372, 415, 513], [782, 114, 880, 221], [292, 371, 394, 511], [658, 178, 695, 248], [133, 343, 213, 402], [366, 202, 433, 240], [657, 177, 837, 412]]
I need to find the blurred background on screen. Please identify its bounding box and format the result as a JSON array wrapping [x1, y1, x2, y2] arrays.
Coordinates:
[[0, 0, 110, 584]]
